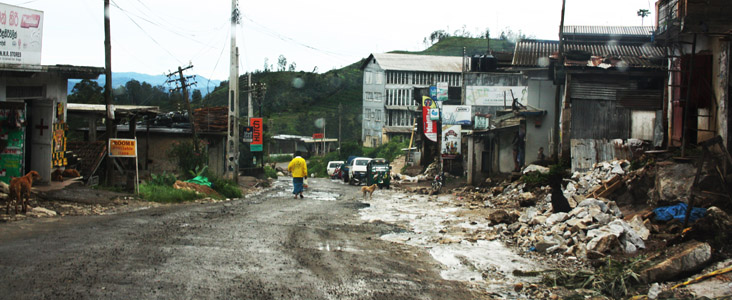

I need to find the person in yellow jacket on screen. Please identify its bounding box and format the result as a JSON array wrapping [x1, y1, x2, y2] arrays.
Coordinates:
[[287, 151, 308, 199]]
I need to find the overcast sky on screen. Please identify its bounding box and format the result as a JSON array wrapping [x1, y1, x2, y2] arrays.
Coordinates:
[[10, 0, 654, 81]]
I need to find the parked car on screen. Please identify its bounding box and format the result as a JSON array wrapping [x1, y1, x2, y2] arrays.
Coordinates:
[[327, 160, 344, 178], [366, 158, 391, 189], [341, 156, 358, 183], [348, 157, 373, 185]]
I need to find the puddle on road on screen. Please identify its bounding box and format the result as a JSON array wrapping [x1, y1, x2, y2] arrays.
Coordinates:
[[360, 189, 543, 296], [247, 177, 341, 201]]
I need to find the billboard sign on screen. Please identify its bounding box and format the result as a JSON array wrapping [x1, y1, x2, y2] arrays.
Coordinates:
[[109, 138, 137, 157], [0, 3, 43, 65], [441, 125, 461, 158], [465, 86, 528, 107], [312, 133, 324, 140], [421, 96, 437, 142], [250, 118, 263, 152], [242, 126, 253, 143], [436, 82, 448, 101], [442, 105, 472, 125]]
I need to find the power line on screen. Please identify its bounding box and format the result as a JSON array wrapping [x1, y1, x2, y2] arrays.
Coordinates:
[[110, 0, 183, 64], [241, 14, 352, 62]]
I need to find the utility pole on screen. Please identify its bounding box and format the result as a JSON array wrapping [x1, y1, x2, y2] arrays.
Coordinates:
[[166, 65, 199, 152], [227, 0, 241, 182], [338, 102, 342, 156], [553, 0, 567, 161], [103, 0, 115, 185]]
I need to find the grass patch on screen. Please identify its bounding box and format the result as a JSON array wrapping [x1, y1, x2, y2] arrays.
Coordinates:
[[209, 175, 242, 198], [264, 165, 278, 179], [520, 163, 567, 187], [139, 183, 199, 203], [542, 256, 649, 299]]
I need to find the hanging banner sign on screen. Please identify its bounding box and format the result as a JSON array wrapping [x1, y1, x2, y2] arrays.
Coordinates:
[[422, 96, 437, 142], [250, 118, 263, 152], [0, 3, 43, 65], [442, 105, 472, 125], [436, 82, 448, 101], [242, 126, 253, 143], [441, 125, 461, 159], [465, 86, 528, 106]]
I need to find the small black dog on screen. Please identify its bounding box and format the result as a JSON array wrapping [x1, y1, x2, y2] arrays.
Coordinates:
[[549, 174, 571, 213]]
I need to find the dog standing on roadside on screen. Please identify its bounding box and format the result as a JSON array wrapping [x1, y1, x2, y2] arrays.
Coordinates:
[[361, 184, 378, 200], [7, 170, 41, 214]]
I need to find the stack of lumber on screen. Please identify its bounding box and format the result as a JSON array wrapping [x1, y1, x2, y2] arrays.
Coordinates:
[[194, 107, 228, 132]]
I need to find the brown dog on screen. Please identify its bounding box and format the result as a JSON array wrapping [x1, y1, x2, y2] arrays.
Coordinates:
[[361, 184, 378, 199], [62, 168, 81, 178], [7, 170, 41, 214]]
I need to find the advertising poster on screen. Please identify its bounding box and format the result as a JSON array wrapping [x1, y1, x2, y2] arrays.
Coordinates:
[[250, 118, 263, 152], [109, 138, 137, 157], [422, 96, 437, 142], [242, 126, 253, 143], [0, 104, 25, 183], [436, 82, 448, 101], [441, 125, 461, 158], [0, 3, 43, 65], [465, 86, 528, 106], [442, 105, 472, 125]]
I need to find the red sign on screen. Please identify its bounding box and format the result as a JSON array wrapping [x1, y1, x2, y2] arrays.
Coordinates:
[[422, 96, 437, 142], [312, 133, 324, 139], [250, 118, 263, 151]]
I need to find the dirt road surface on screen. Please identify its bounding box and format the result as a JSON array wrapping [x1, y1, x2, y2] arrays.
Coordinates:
[[0, 177, 480, 299]]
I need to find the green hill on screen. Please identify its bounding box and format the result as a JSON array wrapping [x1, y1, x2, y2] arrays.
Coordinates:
[[198, 37, 513, 144]]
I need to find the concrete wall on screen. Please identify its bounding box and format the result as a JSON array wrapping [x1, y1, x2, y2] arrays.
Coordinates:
[[525, 79, 556, 163], [362, 60, 386, 147]]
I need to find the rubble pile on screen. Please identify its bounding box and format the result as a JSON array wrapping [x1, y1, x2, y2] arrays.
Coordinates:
[[470, 159, 656, 259]]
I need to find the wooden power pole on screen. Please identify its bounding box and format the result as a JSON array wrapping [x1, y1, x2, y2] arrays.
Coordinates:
[[104, 0, 115, 185], [166, 65, 199, 152]]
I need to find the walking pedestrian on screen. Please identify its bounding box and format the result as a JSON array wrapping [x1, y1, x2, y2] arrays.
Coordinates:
[[287, 151, 308, 199]]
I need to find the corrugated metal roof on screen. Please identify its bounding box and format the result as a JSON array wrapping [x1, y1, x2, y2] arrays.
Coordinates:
[[367, 53, 463, 73], [512, 39, 665, 69], [563, 26, 655, 37]]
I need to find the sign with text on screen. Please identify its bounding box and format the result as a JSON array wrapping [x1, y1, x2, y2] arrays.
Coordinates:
[[250, 118, 263, 152], [312, 133, 324, 140], [441, 125, 461, 159], [465, 86, 528, 107], [0, 3, 43, 65], [436, 82, 448, 101], [442, 105, 472, 125], [421, 96, 437, 142], [242, 126, 253, 143], [108, 138, 137, 157]]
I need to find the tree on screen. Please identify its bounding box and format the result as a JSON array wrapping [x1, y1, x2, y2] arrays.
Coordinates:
[[68, 79, 104, 104], [125, 79, 142, 105], [277, 55, 287, 72], [263, 58, 270, 72], [288, 62, 297, 72], [191, 89, 203, 104], [637, 9, 650, 26]]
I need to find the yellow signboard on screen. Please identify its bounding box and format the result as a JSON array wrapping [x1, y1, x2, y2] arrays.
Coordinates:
[[108, 138, 137, 157]]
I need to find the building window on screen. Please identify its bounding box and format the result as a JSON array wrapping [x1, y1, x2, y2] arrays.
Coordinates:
[[365, 109, 371, 120], [374, 92, 382, 102], [375, 110, 381, 121]]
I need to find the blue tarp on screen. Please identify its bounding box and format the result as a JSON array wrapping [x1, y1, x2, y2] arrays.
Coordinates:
[[653, 203, 707, 223]]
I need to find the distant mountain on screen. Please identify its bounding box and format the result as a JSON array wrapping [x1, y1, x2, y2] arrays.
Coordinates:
[[67, 72, 222, 96]]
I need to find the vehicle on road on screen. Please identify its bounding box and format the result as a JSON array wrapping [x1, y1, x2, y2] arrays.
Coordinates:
[[341, 156, 358, 183], [366, 158, 391, 189], [432, 172, 444, 193], [348, 157, 373, 185], [327, 161, 344, 178]]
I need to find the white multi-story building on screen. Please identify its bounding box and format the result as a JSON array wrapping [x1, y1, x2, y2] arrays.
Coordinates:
[[360, 53, 463, 147]]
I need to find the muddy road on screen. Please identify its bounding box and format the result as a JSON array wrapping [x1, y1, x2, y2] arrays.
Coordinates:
[[0, 177, 479, 299]]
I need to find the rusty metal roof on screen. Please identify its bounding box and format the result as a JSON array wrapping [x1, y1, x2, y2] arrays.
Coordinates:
[[512, 39, 665, 69], [563, 26, 655, 38], [363, 53, 463, 73]]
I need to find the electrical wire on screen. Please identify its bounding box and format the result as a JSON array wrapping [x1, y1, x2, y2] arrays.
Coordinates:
[[110, 0, 183, 65], [241, 14, 352, 62], [205, 25, 230, 95]]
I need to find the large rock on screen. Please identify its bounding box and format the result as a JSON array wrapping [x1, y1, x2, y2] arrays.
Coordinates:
[[27, 207, 57, 218], [628, 215, 651, 240], [546, 212, 568, 225], [653, 163, 695, 205], [519, 207, 540, 223], [641, 241, 712, 283], [489, 210, 517, 225]]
